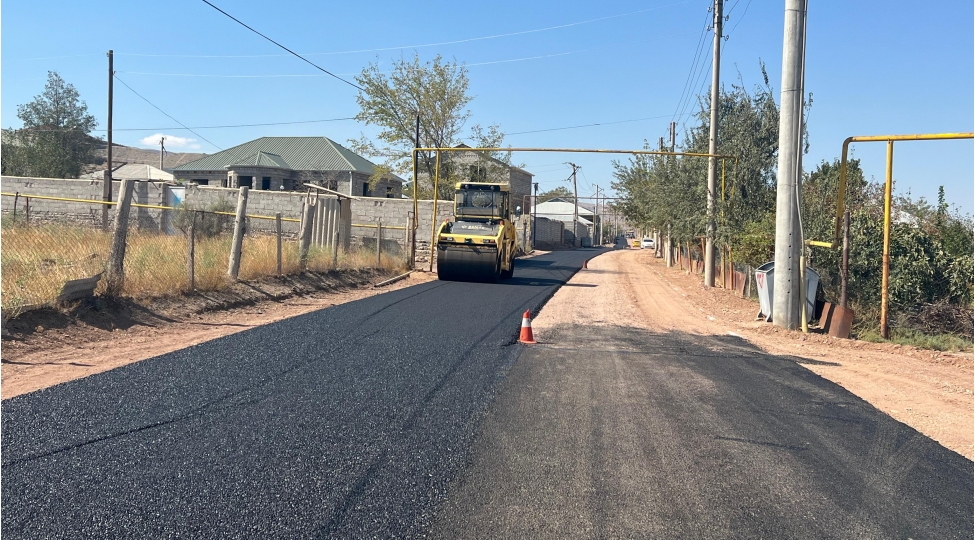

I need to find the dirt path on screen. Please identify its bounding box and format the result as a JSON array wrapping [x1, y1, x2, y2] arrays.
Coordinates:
[[532, 248, 974, 459], [1, 271, 435, 400]]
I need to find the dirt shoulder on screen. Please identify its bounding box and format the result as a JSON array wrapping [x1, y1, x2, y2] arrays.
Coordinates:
[[531, 248, 974, 459], [1, 269, 436, 400]]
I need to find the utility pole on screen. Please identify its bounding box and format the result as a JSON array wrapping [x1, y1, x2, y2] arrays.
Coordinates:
[[670, 121, 677, 151], [567, 163, 580, 247], [771, 0, 808, 330], [595, 186, 601, 245], [103, 50, 114, 230], [159, 136, 166, 171], [704, 0, 723, 288], [532, 182, 539, 246]]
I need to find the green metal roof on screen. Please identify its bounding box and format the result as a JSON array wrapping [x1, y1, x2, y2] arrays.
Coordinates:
[[227, 151, 291, 169], [173, 137, 389, 177]]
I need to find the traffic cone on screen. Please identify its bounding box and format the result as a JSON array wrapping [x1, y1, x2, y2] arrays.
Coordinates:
[[519, 310, 536, 344]]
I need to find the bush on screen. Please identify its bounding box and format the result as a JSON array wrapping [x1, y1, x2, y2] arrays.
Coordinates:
[[171, 199, 235, 238]]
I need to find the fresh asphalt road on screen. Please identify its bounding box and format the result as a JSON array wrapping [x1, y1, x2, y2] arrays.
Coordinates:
[[431, 325, 974, 539], [2, 248, 599, 538]]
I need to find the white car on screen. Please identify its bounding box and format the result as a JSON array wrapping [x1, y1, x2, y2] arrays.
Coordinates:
[[640, 238, 655, 249]]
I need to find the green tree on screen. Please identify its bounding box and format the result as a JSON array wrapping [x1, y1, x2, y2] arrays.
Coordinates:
[[537, 186, 573, 203], [1, 71, 99, 178], [349, 54, 507, 200]]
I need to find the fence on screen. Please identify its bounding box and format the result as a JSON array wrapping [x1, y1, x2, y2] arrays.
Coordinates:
[[0, 183, 406, 317]]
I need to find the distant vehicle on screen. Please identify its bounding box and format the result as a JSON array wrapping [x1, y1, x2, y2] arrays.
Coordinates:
[[625, 232, 635, 239], [632, 239, 640, 248], [641, 238, 655, 249]]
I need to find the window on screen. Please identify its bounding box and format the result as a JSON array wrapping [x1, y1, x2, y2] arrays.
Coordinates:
[[362, 183, 370, 197], [386, 186, 393, 198], [193, 179, 209, 185], [262, 177, 271, 190], [238, 176, 253, 188]]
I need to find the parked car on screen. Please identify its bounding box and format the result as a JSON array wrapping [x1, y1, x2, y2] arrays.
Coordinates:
[[641, 238, 655, 249]]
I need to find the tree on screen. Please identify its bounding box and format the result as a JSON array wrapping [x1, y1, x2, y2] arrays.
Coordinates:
[[1, 71, 99, 178], [537, 186, 573, 204], [349, 54, 507, 200]]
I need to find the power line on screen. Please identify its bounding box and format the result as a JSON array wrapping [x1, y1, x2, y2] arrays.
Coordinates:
[[671, 6, 713, 124], [112, 75, 222, 150], [119, 1, 692, 59], [508, 114, 674, 136], [199, 0, 363, 92], [113, 31, 699, 80], [726, 0, 754, 37], [3, 117, 359, 134], [676, 43, 714, 127]]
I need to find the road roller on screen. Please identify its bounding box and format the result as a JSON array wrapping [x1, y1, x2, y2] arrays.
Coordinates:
[[436, 182, 517, 282]]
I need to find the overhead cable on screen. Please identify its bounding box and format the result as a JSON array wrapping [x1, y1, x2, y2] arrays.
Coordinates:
[[671, 5, 713, 125], [122, 0, 692, 59], [112, 75, 222, 150], [199, 0, 363, 92]]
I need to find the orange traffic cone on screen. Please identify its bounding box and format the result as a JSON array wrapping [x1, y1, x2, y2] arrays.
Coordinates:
[[519, 310, 536, 344]]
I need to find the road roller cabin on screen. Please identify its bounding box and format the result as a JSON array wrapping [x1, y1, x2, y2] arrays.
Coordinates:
[[436, 182, 518, 282]]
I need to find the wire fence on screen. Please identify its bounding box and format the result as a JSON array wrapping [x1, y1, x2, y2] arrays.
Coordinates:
[[0, 188, 404, 317]]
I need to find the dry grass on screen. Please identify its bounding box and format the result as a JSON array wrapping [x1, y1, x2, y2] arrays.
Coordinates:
[[1, 223, 407, 315]]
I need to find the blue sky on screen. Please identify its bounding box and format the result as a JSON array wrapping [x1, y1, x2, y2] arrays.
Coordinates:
[[3, 0, 972, 213]]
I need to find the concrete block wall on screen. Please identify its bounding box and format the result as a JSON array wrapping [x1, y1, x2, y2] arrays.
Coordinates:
[[534, 216, 565, 245], [1, 176, 167, 230]]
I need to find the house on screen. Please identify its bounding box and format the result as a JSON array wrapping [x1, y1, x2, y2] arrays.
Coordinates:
[[172, 137, 403, 198], [417, 144, 533, 206], [83, 163, 175, 182]]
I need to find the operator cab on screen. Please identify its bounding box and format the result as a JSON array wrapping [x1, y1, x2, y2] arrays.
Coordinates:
[[454, 183, 509, 222]]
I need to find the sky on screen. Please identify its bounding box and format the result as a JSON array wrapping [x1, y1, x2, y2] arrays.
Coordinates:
[[3, 0, 973, 214]]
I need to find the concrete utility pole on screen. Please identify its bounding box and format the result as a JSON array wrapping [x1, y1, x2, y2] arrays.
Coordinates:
[[704, 0, 723, 288], [771, 0, 808, 329], [670, 121, 677, 151], [103, 50, 114, 230], [159, 136, 166, 171], [567, 163, 580, 247]]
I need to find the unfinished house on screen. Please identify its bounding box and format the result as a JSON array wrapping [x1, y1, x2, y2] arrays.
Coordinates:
[[172, 137, 403, 198]]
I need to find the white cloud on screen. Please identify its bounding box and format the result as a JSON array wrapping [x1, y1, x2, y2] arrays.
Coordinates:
[[139, 133, 201, 150]]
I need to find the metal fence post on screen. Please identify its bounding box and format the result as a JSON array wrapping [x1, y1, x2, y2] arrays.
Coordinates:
[[227, 186, 249, 281], [275, 212, 283, 275], [105, 179, 135, 296], [377, 219, 383, 267], [187, 212, 196, 291]]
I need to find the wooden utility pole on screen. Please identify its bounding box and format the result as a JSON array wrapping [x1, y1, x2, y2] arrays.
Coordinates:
[[567, 163, 580, 247], [704, 0, 723, 288], [159, 136, 166, 171], [103, 50, 114, 230]]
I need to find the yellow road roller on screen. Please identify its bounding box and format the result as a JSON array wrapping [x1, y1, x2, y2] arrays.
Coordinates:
[[436, 182, 517, 282]]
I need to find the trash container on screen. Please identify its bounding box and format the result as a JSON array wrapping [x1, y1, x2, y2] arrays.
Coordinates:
[[754, 262, 819, 322], [755, 262, 775, 319]]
